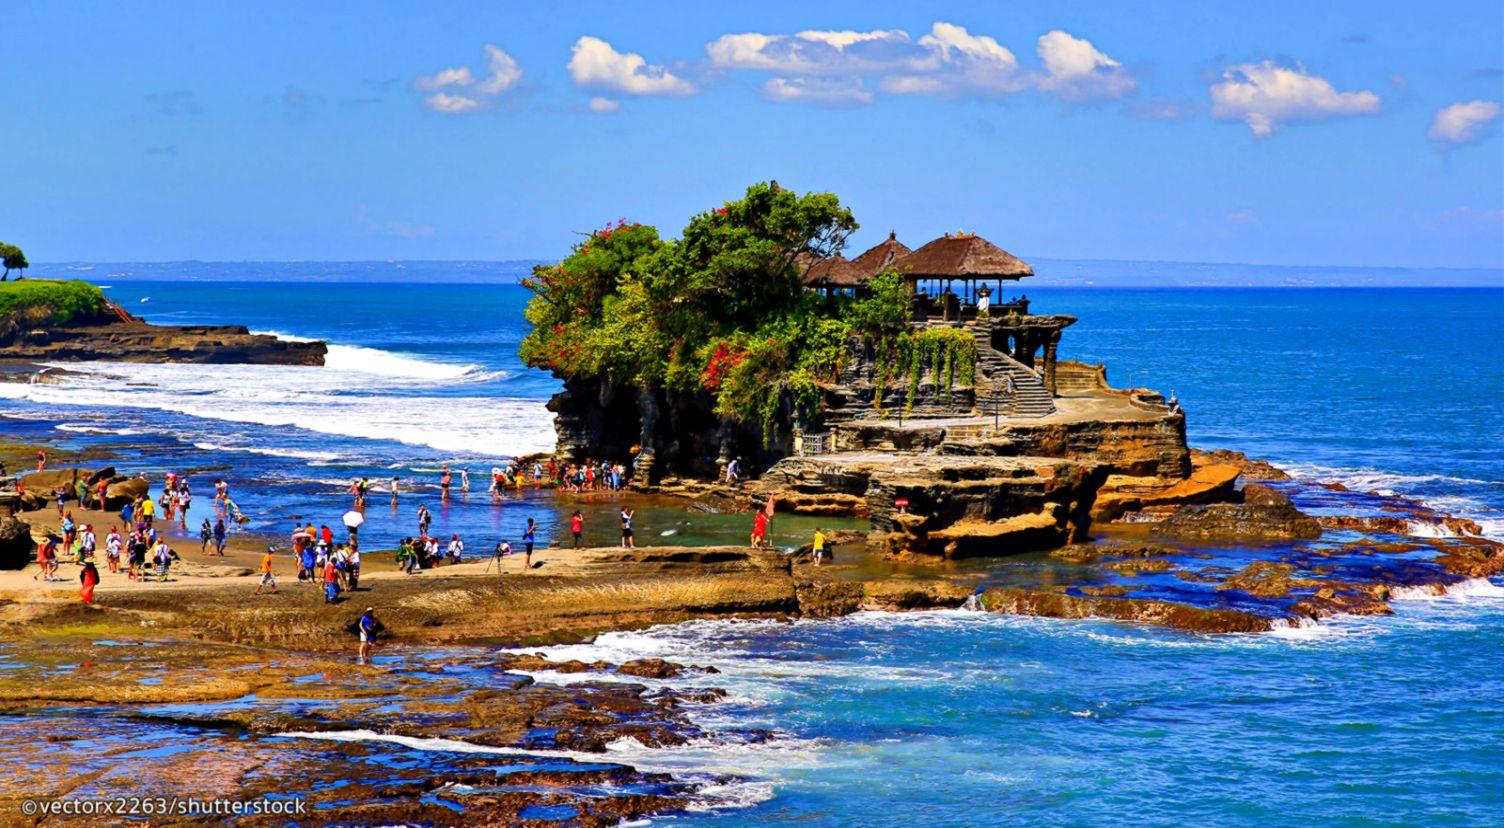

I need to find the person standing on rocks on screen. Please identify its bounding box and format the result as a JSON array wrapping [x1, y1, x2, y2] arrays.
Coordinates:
[[812, 528, 827, 566]]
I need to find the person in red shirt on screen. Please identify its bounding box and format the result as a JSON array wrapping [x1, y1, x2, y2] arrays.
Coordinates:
[[750, 510, 769, 549], [570, 511, 584, 548], [322, 559, 340, 604]]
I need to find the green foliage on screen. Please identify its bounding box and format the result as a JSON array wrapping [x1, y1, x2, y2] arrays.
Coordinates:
[[520, 183, 859, 442], [0, 243, 27, 280], [517, 182, 980, 438], [0, 279, 105, 325], [897, 326, 977, 412]]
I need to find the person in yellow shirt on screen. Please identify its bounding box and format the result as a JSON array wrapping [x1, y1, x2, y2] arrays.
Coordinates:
[[254, 547, 278, 595], [812, 529, 827, 566], [140, 496, 156, 528]]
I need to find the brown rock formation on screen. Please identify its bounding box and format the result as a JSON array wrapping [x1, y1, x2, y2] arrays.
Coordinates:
[[1158, 502, 1321, 541], [978, 587, 1273, 633], [0, 516, 35, 569], [1189, 449, 1291, 480], [1, 319, 326, 365], [1092, 464, 1242, 521]]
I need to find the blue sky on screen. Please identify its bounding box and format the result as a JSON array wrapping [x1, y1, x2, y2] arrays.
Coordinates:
[[3, 1, 1502, 269]]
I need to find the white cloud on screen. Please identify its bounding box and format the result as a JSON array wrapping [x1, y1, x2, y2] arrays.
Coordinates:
[[588, 96, 620, 113], [705, 22, 1130, 105], [475, 44, 523, 94], [762, 76, 874, 106], [1033, 30, 1135, 101], [415, 44, 523, 113], [423, 91, 480, 113], [568, 36, 695, 97], [1209, 61, 1380, 136], [1428, 100, 1501, 144], [415, 66, 475, 91]]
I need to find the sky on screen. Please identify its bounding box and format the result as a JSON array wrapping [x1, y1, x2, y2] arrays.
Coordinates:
[[2, 1, 1502, 270]]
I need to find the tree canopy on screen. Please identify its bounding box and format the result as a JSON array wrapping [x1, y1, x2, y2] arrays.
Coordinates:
[[519, 182, 973, 438], [0, 243, 28, 281]]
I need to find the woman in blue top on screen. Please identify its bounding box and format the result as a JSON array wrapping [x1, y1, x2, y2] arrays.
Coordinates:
[[522, 518, 536, 569]]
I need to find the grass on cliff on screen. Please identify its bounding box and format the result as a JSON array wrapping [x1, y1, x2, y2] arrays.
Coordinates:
[[0, 279, 106, 325]]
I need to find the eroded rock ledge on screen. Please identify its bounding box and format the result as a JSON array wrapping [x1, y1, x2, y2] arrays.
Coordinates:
[[0, 319, 325, 365]]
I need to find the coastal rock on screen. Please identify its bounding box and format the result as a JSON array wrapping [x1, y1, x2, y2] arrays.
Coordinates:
[[977, 587, 1272, 633], [0, 517, 36, 569], [19, 467, 92, 493], [0, 320, 326, 365], [919, 509, 1068, 559], [617, 658, 716, 679], [1157, 502, 1321, 541], [1091, 464, 1241, 522], [794, 580, 865, 617], [1188, 449, 1291, 481], [1240, 482, 1293, 507], [104, 476, 150, 508], [495, 653, 610, 674], [859, 579, 975, 610]]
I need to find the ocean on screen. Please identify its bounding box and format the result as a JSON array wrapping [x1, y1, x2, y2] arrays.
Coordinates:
[[2, 279, 1502, 824]]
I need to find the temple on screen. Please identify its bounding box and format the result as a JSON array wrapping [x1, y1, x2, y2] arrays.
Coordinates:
[[802, 230, 1076, 419]]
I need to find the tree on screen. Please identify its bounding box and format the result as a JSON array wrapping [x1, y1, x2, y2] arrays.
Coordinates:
[[0, 243, 27, 281]]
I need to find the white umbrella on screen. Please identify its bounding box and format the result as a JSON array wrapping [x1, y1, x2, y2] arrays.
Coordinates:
[[343, 511, 365, 528]]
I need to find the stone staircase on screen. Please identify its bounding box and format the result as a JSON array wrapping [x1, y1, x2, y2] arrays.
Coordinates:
[[965, 323, 1055, 418]]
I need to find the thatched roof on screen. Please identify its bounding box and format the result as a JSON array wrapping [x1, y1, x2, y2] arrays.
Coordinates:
[[801, 254, 865, 288], [850, 232, 912, 277], [889, 233, 1033, 280]]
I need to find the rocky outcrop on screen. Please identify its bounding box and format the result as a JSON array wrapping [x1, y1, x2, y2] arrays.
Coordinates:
[[1188, 449, 1291, 480], [1092, 463, 1242, 521], [1157, 502, 1321, 541], [0, 320, 325, 365], [17, 467, 149, 510], [978, 587, 1273, 633], [0, 516, 35, 569]]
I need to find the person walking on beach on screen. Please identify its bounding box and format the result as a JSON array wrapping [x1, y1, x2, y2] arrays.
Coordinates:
[[493, 539, 512, 572], [106, 527, 122, 573], [213, 518, 227, 556], [446, 534, 464, 565], [522, 518, 536, 569], [255, 547, 278, 595], [570, 510, 584, 548], [140, 494, 155, 529], [176, 485, 191, 530], [33, 537, 57, 582], [322, 558, 340, 604], [619, 507, 635, 549], [152, 539, 173, 582], [79, 559, 99, 604], [55, 486, 68, 518], [357, 608, 378, 663], [417, 505, 432, 538], [346, 544, 361, 591], [440, 465, 452, 502], [199, 518, 212, 554]]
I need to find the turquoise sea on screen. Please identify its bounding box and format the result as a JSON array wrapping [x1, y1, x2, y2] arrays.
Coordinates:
[[2, 278, 1502, 824]]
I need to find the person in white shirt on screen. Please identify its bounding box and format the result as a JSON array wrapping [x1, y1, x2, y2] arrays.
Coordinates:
[[446, 535, 464, 565]]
